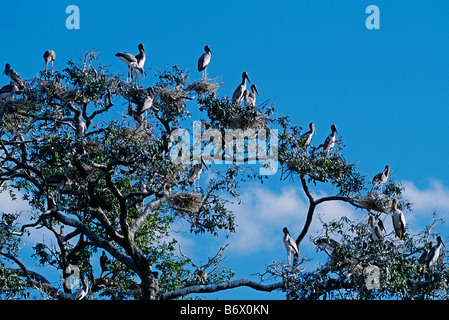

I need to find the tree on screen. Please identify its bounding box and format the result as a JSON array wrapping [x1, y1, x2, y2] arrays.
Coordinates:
[[0, 50, 446, 300]]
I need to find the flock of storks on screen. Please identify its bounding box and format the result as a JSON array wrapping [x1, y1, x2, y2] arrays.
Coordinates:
[[0, 44, 444, 283]]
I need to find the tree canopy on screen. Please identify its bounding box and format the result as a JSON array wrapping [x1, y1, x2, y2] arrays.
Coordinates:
[[0, 49, 446, 300]]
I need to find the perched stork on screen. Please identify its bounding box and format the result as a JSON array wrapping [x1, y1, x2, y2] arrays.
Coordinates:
[[115, 45, 144, 80], [283, 227, 299, 265], [426, 236, 445, 268], [161, 127, 180, 155], [299, 122, 316, 151], [136, 87, 155, 115], [3, 64, 25, 90], [232, 72, 250, 105], [43, 50, 56, 72], [45, 173, 68, 204], [128, 103, 145, 128], [189, 158, 208, 190], [418, 241, 433, 265], [317, 124, 338, 156], [371, 165, 390, 194], [45, 174, 68, 190], [244, 84, 259, 109], [0, 83, 23, 100], [368, 215, 385, 242], [73, 107, 87, 139], [135, 43, 146, 71], [197, 45, 212, 79], [100, 251, 109, 277], [73, 278, 89, 300], [391, 198, 406, 240]]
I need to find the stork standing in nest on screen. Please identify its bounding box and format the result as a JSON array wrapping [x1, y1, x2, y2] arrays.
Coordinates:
[[283, 227, 299, 265], [197, 45, 212, 79]]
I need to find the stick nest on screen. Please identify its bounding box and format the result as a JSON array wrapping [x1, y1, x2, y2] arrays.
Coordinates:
[[167, 192, 204, 212]]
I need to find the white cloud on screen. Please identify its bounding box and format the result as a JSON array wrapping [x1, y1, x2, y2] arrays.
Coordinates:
[[226, 184, 359, 256]]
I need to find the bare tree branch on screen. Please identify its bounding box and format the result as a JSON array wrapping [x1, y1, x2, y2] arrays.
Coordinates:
[[162, 278, 284, 300]]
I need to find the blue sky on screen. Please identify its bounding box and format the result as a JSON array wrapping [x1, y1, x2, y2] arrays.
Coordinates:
[[2, 0, 449, 299]]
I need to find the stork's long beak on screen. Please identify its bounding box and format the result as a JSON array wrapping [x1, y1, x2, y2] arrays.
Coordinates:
[[246, 74, 251, 84], [254, 86, 259, 96]]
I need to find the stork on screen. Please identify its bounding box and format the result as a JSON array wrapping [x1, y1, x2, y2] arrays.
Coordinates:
[[391, 198, 406, 241], [73, 107, 87, 139], [45, 173, 68, 190], [73, 278, 89, 300], [232, 72, 250, 105], [418, 241, 433, 265], [426, 236, 445, 268], [0, 83, 23, 100], [128, 103, 145, 128], [368, 215, 385, 242], [198, 45, 212, 79], [45, 173, 68, 204], [135, 43, 146, 72], [100, 250, 109, 277], [317, 124, 338, 156], [3, 64, 25, 90], [43, 50, 56, 72], [299, 122, 316, 151], [371, 165, 390, 194], [136, 87, 155, 115], [244, 84, 259, 109], [283, 227, 299, 265], [189, 157, 208, 190]]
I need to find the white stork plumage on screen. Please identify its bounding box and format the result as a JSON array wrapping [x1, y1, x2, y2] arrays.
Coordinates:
[[232, 72, 250, 105], [100, 250, 109, 277], [426, 236, 445, 268], [45, 173, 68, 190], [299, 122, 316, 151], [391, 199, 406, 240], [317, 124, 338, 156], [244, 84, 259, 109], [418, 241, 433, 265], [198, 45, 212, 79], [136, 87, 155, 115], [43, 50, 56, 72], [115, 44, 145, 81], [371, 165, 390, 194], [161, 127, 180, 155], [368, 215, 385, 242], [189, 158, 208, 190], [283, 227, 299, 265], [3, 64, 25, 90]]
